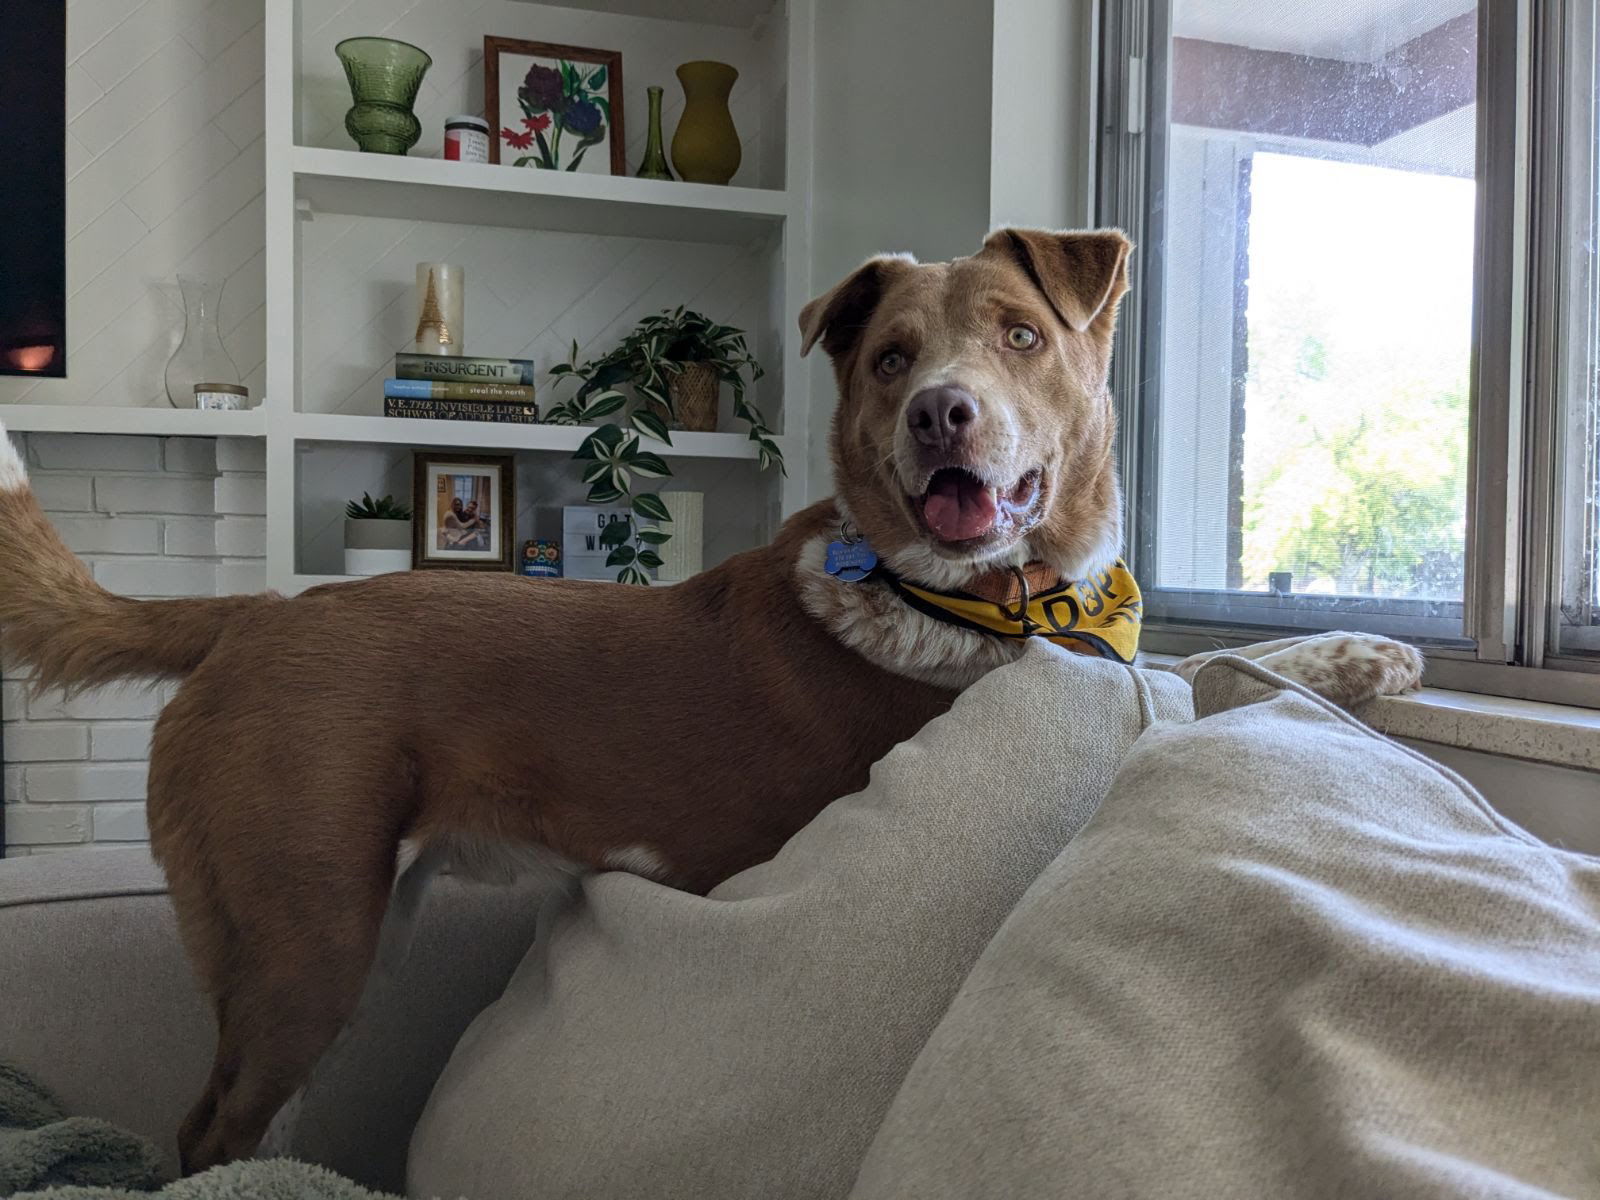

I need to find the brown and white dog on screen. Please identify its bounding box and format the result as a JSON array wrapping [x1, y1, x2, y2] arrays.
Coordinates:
[[0, 227, 1421, 1171]]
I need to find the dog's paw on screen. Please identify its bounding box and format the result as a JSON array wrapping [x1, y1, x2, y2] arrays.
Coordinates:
[[1256, 632, 1425, 707], [1173, 632, 1425, 708]]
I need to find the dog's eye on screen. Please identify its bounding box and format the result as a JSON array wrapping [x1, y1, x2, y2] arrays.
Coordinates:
[[1005, 325, 1040, 351], [876, 349, 907, 376]]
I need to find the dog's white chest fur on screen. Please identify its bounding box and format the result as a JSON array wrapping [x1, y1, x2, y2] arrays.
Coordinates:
[[795, 535, 1024, 689]]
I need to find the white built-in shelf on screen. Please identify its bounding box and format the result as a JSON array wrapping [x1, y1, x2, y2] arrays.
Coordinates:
[[504, 0, 773, 27], [290, 411, 771, 458], [288, 573, 355, 594], [0, 404, 266, 438], [293, 148, 790, 246]]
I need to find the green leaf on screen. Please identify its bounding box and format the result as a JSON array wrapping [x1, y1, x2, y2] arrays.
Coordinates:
[[599, 519, 632, 547], [573, 431, 604, 461], [637, 550, 664, 569], [588, 64, 608, 89], [588, 422, 627, 450], [606, 544, 637, 567], [632, 492, 671, 522], [581, 391, 626, 419], [618, 565, 651, 586], [580, 459, 613, 485], [629, 452, 671, 478], [636, 527, 672, 545], [761, 438, 788, 476], [588, 481, 625, 504], [629, 409, 673, 445]]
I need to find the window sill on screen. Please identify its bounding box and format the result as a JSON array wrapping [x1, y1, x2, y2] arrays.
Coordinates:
[[1138, 653, 1600, 772]]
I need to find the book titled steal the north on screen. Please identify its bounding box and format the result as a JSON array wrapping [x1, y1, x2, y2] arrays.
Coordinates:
[[395, 352, 535, 386], [384, 378, 536, 402]]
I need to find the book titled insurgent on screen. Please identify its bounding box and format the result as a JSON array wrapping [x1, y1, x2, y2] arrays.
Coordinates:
[[394, 352, 536, 386]]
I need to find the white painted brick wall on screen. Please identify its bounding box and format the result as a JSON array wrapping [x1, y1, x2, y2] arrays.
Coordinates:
[[2, 434, 266, 857]]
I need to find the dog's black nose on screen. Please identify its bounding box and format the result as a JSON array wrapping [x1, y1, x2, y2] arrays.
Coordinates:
[[907, 386, 980, 450]]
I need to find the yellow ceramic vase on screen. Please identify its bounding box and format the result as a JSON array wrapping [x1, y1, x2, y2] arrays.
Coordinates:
[[671, 61, 741, 185]]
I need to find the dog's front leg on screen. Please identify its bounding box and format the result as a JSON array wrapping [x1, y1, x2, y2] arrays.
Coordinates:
[[1174, 631, 1425, 708]]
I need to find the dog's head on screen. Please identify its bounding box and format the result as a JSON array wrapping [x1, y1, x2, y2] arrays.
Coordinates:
[[801, 228, 1131, 590]]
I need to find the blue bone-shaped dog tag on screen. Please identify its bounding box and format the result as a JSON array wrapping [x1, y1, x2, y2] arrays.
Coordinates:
[[825, 537, 878, 583]]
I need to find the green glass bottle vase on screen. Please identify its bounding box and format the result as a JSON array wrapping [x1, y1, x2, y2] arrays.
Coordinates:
[[636, 86, 673, 180], [335, 37, 432, 155]]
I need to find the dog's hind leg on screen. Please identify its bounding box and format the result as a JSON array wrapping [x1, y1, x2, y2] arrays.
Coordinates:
[[254, 840, 447, 1158], [173, 840, 394, 1174]]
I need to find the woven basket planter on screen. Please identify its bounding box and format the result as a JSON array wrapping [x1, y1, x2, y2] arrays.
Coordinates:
[[658, 361, 720, 432]]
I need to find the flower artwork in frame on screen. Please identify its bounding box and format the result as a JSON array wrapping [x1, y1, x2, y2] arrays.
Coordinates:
[[485, 37, 625, 174]]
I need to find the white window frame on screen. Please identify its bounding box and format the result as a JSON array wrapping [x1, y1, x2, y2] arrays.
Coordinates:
[[1096, 0, 1600, 707]]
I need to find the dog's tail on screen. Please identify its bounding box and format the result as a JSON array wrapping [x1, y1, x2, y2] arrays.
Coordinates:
[[0, 421, 274, 695]]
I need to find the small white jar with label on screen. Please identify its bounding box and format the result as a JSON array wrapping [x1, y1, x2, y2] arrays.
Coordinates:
[[444, 115, 490, 163]]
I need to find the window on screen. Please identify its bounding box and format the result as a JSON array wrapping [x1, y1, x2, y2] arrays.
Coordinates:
[[1553, 0, 1600, 657], [1099, 0, 1600, 704]]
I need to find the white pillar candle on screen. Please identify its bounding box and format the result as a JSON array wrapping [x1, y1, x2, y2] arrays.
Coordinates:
[[658, 492, 704, 582], [414, 262, 466, 356]]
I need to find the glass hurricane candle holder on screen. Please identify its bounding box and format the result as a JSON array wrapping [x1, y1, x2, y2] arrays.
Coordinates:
[[164, 275, 240, 408]]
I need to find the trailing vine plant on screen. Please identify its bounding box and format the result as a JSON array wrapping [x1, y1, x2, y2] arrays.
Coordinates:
[[544, 307, 784, 584]]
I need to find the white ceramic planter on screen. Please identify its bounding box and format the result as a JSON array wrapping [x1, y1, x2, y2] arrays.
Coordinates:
[[344, 518, 412, 576], [344, 547, 413, 577]]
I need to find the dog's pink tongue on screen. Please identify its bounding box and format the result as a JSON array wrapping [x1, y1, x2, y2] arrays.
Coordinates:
[[923, 473, 997, 541]]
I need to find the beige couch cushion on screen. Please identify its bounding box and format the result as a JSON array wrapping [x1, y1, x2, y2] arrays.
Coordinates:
[[407, 644, 1193, 1200], [848, 654, 1600, 1200], [0, 847, 550, 1192]]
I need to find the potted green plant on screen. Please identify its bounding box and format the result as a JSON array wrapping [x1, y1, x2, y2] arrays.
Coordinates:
[[343, 492, 413, 577], [544, 307, 783, 585]]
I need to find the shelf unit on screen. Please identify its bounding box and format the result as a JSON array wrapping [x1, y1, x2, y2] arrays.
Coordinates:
[[262, 0, 814, 591], [0, 0, 814, 596]]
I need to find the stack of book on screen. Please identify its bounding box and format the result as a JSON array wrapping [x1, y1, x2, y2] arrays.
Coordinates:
[[383, 353, 539, 424]]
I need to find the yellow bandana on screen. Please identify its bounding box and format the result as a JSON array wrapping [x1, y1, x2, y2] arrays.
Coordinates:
[[887, 559, 1143, 663]]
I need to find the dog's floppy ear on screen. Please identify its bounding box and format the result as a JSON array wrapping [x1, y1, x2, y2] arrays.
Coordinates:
[[798, 253, 915, 358], [984, 228, 1132, 333]]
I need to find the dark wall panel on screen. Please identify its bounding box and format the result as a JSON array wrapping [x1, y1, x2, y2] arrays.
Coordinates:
[[0, 1, 67, 378]]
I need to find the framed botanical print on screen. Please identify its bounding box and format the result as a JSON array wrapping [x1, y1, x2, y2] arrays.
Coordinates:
[[485, 37, 626, 174]]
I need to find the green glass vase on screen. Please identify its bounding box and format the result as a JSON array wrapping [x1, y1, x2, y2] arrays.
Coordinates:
[[335, 37, 432, 155], [671, 61, 740, 185], [636, 85, 673, 180]]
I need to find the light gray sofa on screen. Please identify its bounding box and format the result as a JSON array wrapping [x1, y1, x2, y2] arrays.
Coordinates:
[[0, 846, 550, 1193], [6, 647, 1600, 1200]]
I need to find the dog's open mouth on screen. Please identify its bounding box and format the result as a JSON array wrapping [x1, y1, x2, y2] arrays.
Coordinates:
[[918, 467, 1042, 544]]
